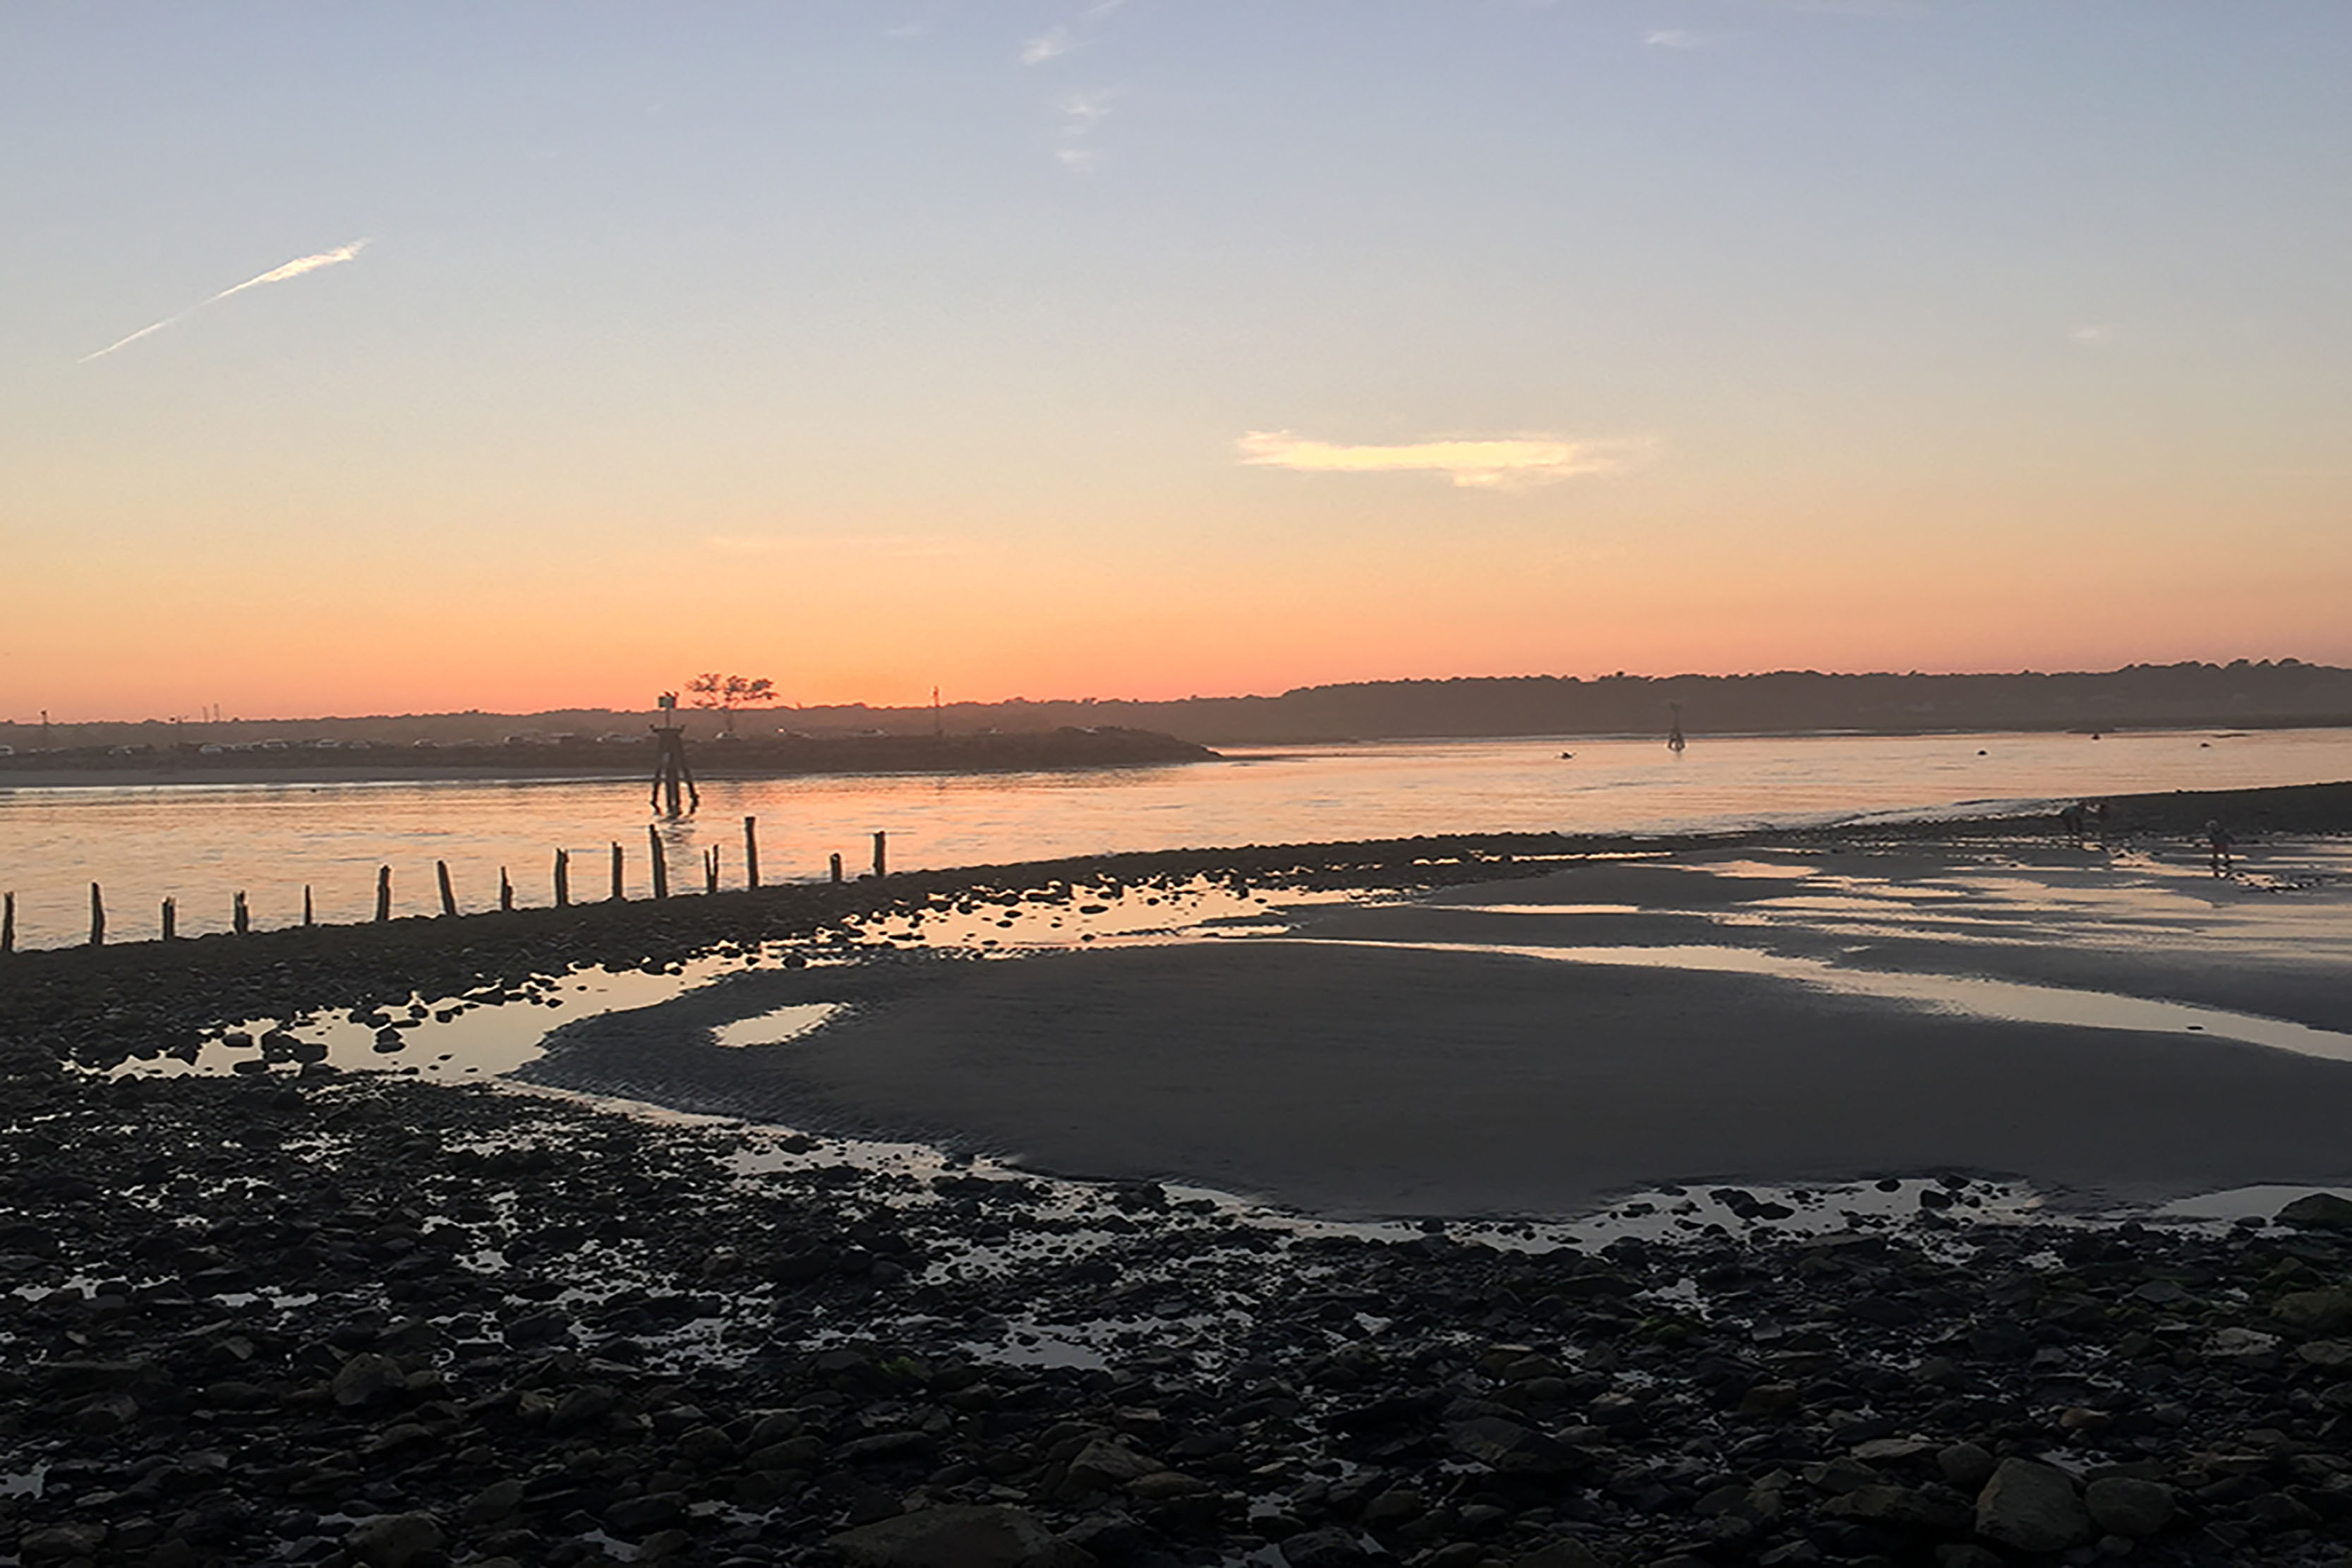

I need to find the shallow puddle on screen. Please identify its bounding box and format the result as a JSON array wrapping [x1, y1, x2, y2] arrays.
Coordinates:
[[709, 1003, 842, 1049]]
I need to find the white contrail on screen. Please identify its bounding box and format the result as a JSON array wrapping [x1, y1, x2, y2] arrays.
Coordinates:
[[80, 239, 370, 363]]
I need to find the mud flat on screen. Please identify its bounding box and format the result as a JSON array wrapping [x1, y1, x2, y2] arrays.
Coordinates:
[[517, 800, 2352, 1219]]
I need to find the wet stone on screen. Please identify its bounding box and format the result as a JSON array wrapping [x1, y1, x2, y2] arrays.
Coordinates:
[[1974, 1458, 2091, 1553], [832, 1504, 1089, 1568], [2084, 1476, 2175, 1539], [344, 1510, 446, 1568], [2277, 1193, 2352, 1232]]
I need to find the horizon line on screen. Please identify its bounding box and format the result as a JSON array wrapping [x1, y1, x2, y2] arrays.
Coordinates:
[[1, 655, 2335, 729]]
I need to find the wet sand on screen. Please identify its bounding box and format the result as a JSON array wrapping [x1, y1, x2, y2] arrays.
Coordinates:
[[517, 833, 2352, 1217]]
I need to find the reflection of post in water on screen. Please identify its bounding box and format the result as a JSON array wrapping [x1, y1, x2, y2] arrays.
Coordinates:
[[1667, 702, 1687, 755], [648, 690, 701, 817]]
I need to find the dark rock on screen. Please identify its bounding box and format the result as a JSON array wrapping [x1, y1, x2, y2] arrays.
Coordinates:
[[548, 1382, 619, 1433], [465, 1479, 526, 1526], [345, 1511, 446, 1568], [677, 1423, 736, 1464], [2084, 1476, 2173, 1539], [832, 1505, 1094, 1568], [1974, 1458, 2089, 1553], [1508, 1544, 1604, 1568], [1932, 1547, 2005, 1568], [1068, 1440, 1164, 1491], [1447, 1416, 1581, 1474], [1936, 1442, 1996, 1492], [605, 1492, 689, 1537], [1279, 1526, 1380, 1568], [1823, 1484, 1972, 1531], [2275, 1288, 2352, 1334], [2276, 1193, 2352, 1231], [19, 1523, 109, 1560], [332, 1352, 407, 1409]]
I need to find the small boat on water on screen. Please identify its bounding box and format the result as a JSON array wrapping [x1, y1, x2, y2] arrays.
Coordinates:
[[1667, 703, 1687, 755]]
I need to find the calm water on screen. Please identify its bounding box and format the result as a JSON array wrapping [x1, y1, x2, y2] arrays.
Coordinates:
[[3, 726, 2348, 950]]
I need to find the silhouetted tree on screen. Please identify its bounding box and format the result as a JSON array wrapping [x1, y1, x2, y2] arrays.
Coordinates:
[[686, 673, 778, 734]]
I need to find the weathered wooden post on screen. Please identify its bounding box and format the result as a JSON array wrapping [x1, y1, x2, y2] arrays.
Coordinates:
[[233, 891, 250, 935], [829, 852, 843, 885], [437, 860, 459, 917], [872, 831, 888, 879], [88, 883, 105, 946], [554, 849, 570, 907], [648, 825, 669, 899], [1, 891, 13, 953], [375, 866, 392, 922], [704, 845, 720, 894], [302, 886, 314, 927], [161, 897, 176, 940], [648, 692, 700, 818], [610, 843, 625, 901], [743, 816, 760, 888], [499, 867, 514, 911]]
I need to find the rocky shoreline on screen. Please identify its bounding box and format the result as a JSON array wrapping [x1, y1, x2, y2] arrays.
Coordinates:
[[4, 785, 2352, 1567], [6, 1063, 2352, 1568]]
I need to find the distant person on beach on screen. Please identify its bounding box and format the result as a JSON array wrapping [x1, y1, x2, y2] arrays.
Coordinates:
[[2206, 819, 2235, 875], [2058, 802, 2085, 845]]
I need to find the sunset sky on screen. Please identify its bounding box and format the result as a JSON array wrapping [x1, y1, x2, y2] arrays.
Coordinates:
[[6, 1, 2350, 720]]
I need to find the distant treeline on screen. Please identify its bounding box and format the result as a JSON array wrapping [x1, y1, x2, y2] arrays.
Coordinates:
[[0, 727, 1211, 779], [7, 660, 2349, 752]]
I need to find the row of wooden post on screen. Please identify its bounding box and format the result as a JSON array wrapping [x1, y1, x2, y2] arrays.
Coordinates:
[[4, 819, 896, 951]]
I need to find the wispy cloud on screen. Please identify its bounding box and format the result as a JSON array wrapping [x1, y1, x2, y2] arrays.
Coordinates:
[[1020, 0, 1128, 64], [1646, 28, 1728, 48], [1021, 2, 1128, 169], [80, 239, 370, 363], [2070, 323, 2117, 347], [1237, 430, 1657, 490], [1021, 25, 1074, 64], [1056, 90, 1115, 170]]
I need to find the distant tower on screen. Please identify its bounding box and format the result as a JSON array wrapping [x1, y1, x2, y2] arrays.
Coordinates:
[[1666, 702, 1687, 755], [649, 691, 700, 817]]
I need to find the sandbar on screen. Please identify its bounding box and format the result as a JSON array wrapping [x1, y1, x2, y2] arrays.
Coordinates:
[[527, 840, 2352, 1217]]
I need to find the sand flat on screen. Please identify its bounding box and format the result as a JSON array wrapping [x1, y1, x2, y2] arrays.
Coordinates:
[[524, 840, 2352, 1216]]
